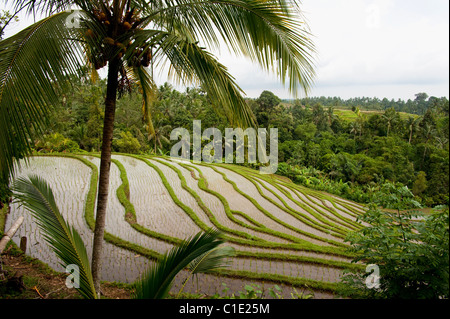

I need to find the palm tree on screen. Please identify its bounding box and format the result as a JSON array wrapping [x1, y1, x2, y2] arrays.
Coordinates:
[[326, 106, 336, 126], [382, 107, 398, 137], [406, 116, 419, 144], [148, 111, 172, 153], [1, 0, 315, 293], [421, 122, 437, 162], [349, 121, 361, 138]]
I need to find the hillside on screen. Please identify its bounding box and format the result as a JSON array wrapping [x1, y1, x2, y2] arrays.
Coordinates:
[[332, 108, 419, 121], [4, 154, 368, 298]]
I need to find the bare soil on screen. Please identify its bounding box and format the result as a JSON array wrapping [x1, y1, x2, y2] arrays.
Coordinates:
[[0, 247, 132, 299]]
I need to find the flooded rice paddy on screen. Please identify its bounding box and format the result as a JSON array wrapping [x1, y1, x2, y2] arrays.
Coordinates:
[[5, 154, 367, 298]]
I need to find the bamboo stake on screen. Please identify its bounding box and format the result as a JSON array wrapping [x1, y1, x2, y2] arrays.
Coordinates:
[[0, 216, 24, 253]]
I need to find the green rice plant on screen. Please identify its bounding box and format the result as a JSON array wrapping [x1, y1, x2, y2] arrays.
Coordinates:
[[222, 164, 353, 235], [173, 159, 354, 258], [241, 169, 350, 237]]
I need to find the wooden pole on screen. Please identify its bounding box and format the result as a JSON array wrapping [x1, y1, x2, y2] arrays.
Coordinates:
[[20, 236, 27, 253], [0, 216, 24, 253]]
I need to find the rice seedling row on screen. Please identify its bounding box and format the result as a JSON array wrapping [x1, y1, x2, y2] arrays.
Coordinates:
[[245, 168, 366, 232], [5, 156, 152, 283], [214, 166, 347, 241], [82, 155, 176, 253], [221, 166, 351, 239], [223, 164, 358, 233], [194, 164, 332, 246], [155, 158, 356, 258], [150, 158, 355, 262]]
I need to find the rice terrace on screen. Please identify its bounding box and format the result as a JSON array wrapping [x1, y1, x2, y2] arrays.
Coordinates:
[[5, 153, 367, 299]]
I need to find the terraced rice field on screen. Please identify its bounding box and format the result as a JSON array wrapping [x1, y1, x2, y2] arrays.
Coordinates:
[[5, 154, 368, 298]]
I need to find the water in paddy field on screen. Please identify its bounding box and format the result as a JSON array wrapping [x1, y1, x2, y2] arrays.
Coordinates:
[[5, 156, 152, 283], [5, 155, 354, 299]]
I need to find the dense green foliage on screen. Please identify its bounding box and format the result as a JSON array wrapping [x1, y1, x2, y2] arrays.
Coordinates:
[[32, 78, 449, 207], [338, 183, 449, 299]]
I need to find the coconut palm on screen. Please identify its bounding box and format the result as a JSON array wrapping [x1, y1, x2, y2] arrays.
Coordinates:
[[405, 116, 420, 144], [421, 122, 437, 162], [1, 0, 315, 293], [382, 107, 398, 137], [326, 106, 336, 126], [148, 111, 172, 153]]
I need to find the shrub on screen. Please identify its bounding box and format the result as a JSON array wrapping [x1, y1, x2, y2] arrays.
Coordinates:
[[0, 172, 11, 208], [113, 131, 142, 154], [34, 133, 80, 153], [338, 183, 449, 299]]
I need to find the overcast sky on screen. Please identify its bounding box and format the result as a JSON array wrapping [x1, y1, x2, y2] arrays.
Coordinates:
[[2, 0, 449, 101], [215, 0, 450, 100]]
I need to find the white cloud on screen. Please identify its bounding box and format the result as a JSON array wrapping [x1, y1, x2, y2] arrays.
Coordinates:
[[215, 0, 449, 100], [298, 0, 449, 99], [2, 1, 448, 100]]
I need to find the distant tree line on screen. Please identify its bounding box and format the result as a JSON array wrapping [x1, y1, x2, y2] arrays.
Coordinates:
[[292, 92, 449, 115]]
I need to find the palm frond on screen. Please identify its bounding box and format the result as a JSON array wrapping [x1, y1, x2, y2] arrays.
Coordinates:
[[176, 244, 235, 297], [12, 175, 97, 299], [133, 66, 157, 137], [0, 11, 84, 179], [187, 245, 235, 274], [133, 228, 228, 299], [6, 0, 73, 16], [143, 0, 316, 96], [159, 35, 257, 128]]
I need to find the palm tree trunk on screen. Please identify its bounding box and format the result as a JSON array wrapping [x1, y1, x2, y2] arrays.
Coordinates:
[[408, 126, 413, 144], [91, 56, 121, 296]]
